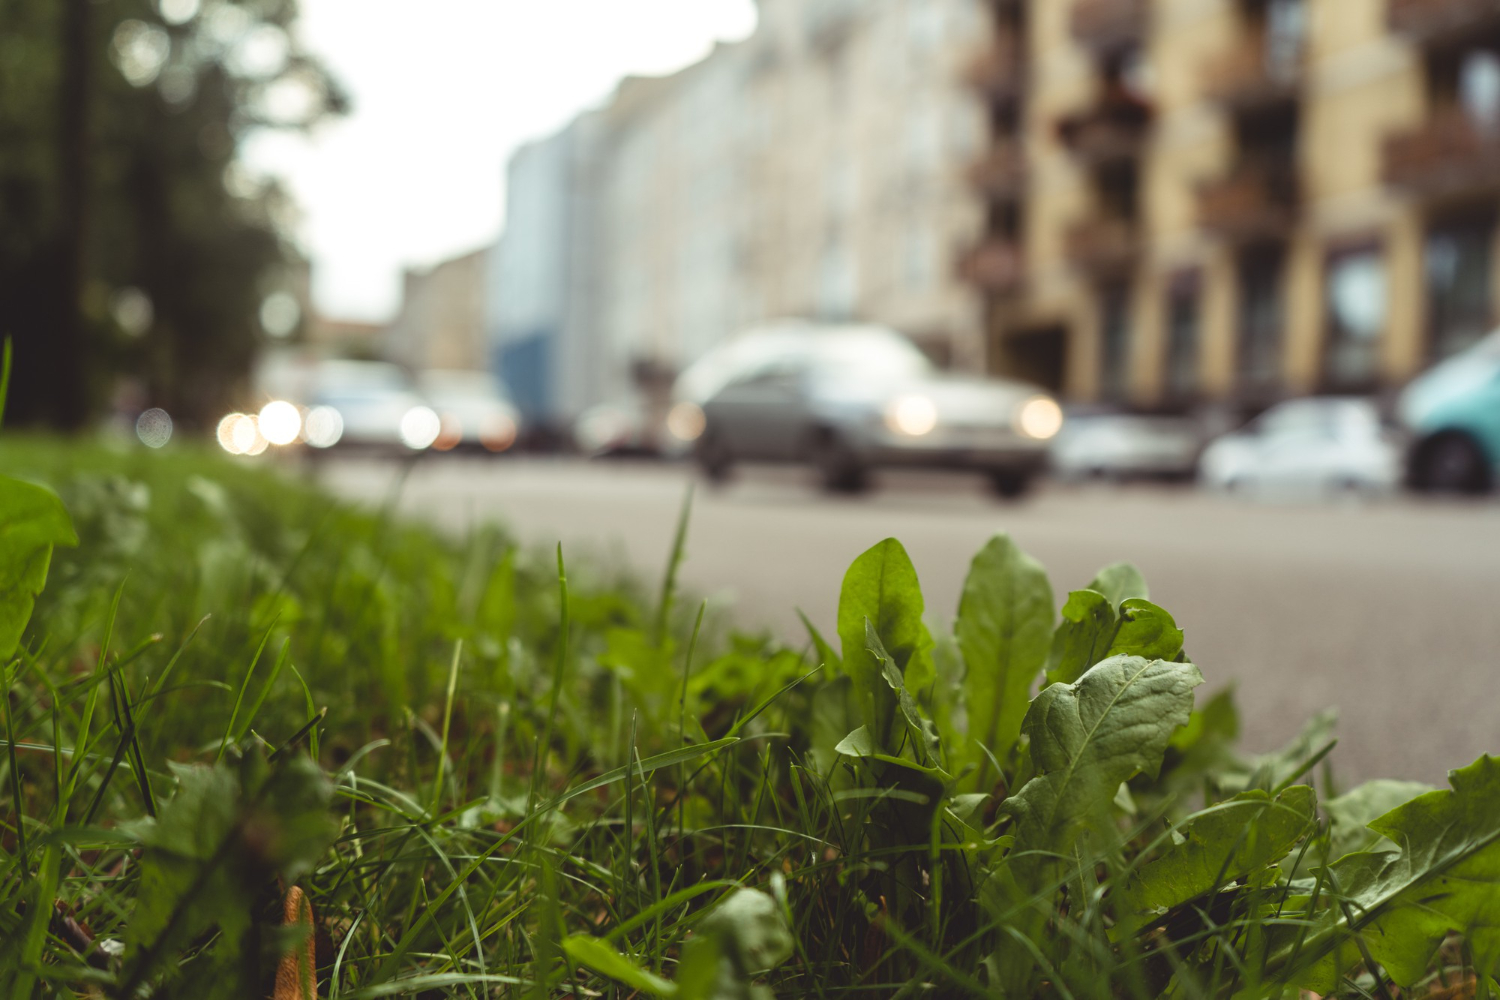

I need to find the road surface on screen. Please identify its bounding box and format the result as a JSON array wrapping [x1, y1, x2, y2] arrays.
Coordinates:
[[319, 456, 1500, 786]]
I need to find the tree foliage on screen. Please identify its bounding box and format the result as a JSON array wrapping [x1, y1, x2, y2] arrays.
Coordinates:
[[0, 0, 344, 428]]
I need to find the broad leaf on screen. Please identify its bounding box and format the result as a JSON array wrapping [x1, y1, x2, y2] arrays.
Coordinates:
[[1088, 562, 1148, 609], [1119, 785, 1316, 917], [1324, 778, 1433, 859], [836, 538, 933, 751], [1004, 654, 1203, 892], [0, 477, 78, 659], [1316, 755, 1500, 986], [1106, 599, 1184, 662], [954, 535, 1052, 776], [1045, 590, 1116, 685]]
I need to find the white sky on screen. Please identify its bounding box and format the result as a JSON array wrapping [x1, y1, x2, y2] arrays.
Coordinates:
[[243, 0, 758, 322]]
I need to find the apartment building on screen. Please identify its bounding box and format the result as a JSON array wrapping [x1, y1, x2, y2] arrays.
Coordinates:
[[967, 0, 1500, 412], [489, 0, 994, 429], [383, 247, 489, 372]]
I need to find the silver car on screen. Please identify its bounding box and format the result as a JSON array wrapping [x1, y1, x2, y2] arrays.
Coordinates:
[[683, 323, 1062, 495]]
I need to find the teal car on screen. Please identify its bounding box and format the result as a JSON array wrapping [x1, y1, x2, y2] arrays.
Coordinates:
[[1400, 332, 1500, 493]]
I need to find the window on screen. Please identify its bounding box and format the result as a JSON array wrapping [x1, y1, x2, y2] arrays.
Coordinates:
[[1323, 246, 1387, 390], [1165, 275, 1199, 399], [1460, 50, 1500, 134], [1237, 250, 1283, 392], [1425, 215, 1494, 360], [1099, 287, 1130, 401]]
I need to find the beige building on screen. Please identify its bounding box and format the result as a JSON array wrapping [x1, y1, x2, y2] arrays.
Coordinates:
[[384, 247, 489, 372], [594, 0, 992, 380], [969, 0, 1500, 410]]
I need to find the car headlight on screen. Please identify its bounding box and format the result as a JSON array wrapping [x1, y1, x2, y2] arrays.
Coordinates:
[[886, 395, 938, 436], [399, 406, 442, 450], [1016, 396, 1063, 440], [258, 400, 302, 446], [666, 401, 706, 442], [303, 406, 344, 448]]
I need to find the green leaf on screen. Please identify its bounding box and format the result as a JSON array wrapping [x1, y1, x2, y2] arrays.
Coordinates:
[[563, 936, 676, 997], [700, 888, 794, 974], [1119, 785, 1317, 917], [0, 477, 78, 659], [1106, 599, 1184, 662], [869, 620, 945, 773], [1316, 755, 1500, 986], [798, 608, 842, 679], [954, 535, 1053, 777], [1004, 654, 1203, 892], [1044, 590, 1116, 686], [1088, 562, 1149, 609], [1324, 779, 1433, 860], [836, 538, 933, 751], [834, 725, 876, 757]]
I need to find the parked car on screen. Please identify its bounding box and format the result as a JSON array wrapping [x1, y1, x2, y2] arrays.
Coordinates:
[[1051, 407, 1204, 481], [1199, 397, 1401, 497], [1399, 331, 1500, 493], [307, 360, 438, 453], [685, 321, 1062, 495], [417, 369, 521, 453]]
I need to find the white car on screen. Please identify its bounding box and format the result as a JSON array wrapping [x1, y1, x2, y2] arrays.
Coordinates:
[[417, 370, 521, 453], [309, 361, 438, 452], [1051, 409, 1203, 481], [1199, 397, 1401, 497]]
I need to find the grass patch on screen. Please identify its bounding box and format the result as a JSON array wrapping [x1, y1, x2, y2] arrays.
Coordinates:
[[1, 439, 1497, 999]]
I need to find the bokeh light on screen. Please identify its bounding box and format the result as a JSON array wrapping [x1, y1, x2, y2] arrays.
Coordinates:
[[480, 414, 517, 453], [398, 406, 441, 450], [135, 408, 173, 448], [259, 291, 300, 338], [303, 406, 344, 449], [111, 20, 170, 88], [433, 413, 463, 452], [216, 412, 265, 456], [1017, 396, 1064, 440], [258, 399, 302, 445], [666, 401, 706, 442]]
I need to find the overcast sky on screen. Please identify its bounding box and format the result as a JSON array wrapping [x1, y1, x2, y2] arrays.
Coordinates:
[[242, 0, 758, 322]]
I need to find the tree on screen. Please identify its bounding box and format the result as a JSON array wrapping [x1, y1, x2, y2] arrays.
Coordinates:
[[0, 0, 344, 429]]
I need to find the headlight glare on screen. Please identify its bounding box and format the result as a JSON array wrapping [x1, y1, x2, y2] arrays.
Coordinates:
[[886, 395, 938, 436], [1017, 396, 1063, 440]]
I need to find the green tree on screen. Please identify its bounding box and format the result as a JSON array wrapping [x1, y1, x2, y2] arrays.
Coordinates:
[[0, 0, 344, 429]]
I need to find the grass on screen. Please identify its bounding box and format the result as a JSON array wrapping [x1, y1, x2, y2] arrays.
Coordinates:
[[0, 437, 1497, 1000]]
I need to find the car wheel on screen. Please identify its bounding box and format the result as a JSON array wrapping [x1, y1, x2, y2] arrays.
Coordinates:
[[1410, 432, 1492, 494], [988, 469, 1034, 500], [695, 428, 733, 484], [810, 429, 869, 494]]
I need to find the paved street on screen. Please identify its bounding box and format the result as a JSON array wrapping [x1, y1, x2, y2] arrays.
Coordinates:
[[319, 456, 1500, 786]]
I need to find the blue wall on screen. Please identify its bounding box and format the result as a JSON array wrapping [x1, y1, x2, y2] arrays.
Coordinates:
[[498, 332, 553, 422]]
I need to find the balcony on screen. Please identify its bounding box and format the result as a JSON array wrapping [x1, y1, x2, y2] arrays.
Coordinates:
[[1388, 0, 1500, 47], [1066, 218, 1140, 276], [1198, 161, 1299, 242], [1201, 42, 1302, 113], [1058, 96, 1153, 166], [960, 237, 1025, 295], [1384, 110, 1500, 200], [966, 141, 1027, 199], [962, 38, 1023, 105], [1071, 0, 1149, 53]]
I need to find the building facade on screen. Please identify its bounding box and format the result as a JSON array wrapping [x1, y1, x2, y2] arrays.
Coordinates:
[[967, 0, 1500, 411], [383, 247, 489, 372], [491, 0, 995, 426], [487, 113, 608, 423]]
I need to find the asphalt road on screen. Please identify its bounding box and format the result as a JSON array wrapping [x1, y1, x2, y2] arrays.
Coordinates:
[[318, 456, 1500, 786]]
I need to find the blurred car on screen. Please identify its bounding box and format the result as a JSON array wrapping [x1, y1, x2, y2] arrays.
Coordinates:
[[682, 321, 1062, 495], [1051, 407, 1203, 481], [417, 369, 521, 454], [1398, 330, 1500, 493], [307, 360, 439, 453], [1199, 397, 1401, 497]]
